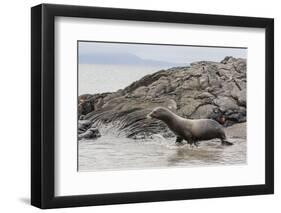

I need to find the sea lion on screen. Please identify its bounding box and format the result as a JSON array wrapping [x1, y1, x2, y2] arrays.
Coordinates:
[[147, 107, 233, 146]]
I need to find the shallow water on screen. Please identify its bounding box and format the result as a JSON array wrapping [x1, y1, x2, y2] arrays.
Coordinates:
[[78, 125, 246, 172]]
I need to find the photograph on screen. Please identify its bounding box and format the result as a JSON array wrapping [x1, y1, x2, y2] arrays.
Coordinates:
[[77, 41, 247, 172]]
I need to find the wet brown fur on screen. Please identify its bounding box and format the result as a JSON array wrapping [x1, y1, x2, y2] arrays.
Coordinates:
[[147, 107, 233, 146]]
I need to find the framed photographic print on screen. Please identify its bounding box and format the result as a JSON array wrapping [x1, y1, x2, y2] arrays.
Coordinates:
[[31, 3, 274, 209]]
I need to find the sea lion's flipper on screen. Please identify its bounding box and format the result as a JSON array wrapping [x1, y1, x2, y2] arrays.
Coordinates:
[[175, 136, 184, 144], [221, 139, 233, 146]]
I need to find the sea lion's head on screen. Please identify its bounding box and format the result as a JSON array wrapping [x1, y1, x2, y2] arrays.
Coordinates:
[[147, 107, 172, 121]]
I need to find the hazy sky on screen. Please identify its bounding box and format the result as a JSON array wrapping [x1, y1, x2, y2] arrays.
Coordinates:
[[78, 41, 247, 65]]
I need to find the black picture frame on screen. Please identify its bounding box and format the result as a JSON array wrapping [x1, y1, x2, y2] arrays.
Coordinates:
[[31, 3, 274, 209]]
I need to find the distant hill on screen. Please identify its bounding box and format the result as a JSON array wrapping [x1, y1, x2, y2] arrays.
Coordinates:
[[79, 52, 184, 67]]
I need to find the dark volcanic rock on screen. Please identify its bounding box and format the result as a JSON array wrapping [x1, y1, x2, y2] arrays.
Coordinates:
[[78, 120, 101, 140], [78, 56, 247, 138]]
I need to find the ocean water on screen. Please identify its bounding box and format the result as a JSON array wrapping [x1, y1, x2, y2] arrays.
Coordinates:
[[78, 64, 169, 95], [78, 64, 246, 172], [78, 124, 246, 172]]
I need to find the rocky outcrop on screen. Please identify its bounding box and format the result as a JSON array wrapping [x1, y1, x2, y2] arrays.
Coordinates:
[[78, 120, 101, 140], [78, 56, 246, 139]]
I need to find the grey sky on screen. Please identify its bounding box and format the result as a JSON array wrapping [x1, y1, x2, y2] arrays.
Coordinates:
[[79, 41, 247, 65]]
